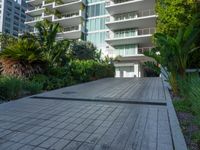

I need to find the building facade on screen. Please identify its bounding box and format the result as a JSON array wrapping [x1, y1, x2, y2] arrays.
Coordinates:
[[105, 0, 156, 77], [0, 0, 27, 36], [25, 0, 156, 77]]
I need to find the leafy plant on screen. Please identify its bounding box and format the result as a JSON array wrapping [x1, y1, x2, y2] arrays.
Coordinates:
[[22, 80, 43, 94], [69, 41, 101, 61], [0, 33, 16, 50], [35, 21, 70, 67], [0, 76, 23, 100], [143, 61, 161, 77], [144, 17, 200, 95], [156, 0, 197, 36], [0, 37, 44, 77]]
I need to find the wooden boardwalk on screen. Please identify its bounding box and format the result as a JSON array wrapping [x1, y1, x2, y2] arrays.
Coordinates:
[[36, 78, 166, 104], [0, 78, 187, 150]]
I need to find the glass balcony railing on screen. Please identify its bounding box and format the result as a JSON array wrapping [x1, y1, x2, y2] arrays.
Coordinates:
[[25, 17, 42, 22], [27, 5, 43, 11], [138, 28, 155, 35], [62, 26, 79, 32], [138, 47, 153, 54], [107, 28, 155, 40], [106, 0, 136, 6], [54, 12, 79, 20], [106, 10, 155, 23]]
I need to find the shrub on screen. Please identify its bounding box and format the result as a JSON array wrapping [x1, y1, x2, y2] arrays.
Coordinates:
[[30, 74, 49, 90], [177, 73, 200, 120], [0, 76, 23, 100], [0, 76, 43, 101], [22, 80, 43, 94], [68, 60, 115, 82], [189, 75, 200, 119], [69, 41, 101, 61]]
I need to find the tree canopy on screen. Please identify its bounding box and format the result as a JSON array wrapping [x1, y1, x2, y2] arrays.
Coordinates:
[[156, 0, 198, 36]]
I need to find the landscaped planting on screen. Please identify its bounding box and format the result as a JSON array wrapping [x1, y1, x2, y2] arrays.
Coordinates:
[[143, 1, 200, 149], [0, 21, 115, 101], [173, 74, 200, 149]]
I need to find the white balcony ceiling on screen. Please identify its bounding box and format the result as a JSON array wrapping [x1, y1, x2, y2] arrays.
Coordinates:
[[26, 8, 44, 16], [54, 1, 82, 13], [25, 20, 43, 27], [106, 0, 155, 15], [42, 15, 53, 21], [106, 35, 153, 46], [27, 0, 43, 6], [57, 30, 82, 39], [62, 0, 80, 3], [53, 16, 82, 26], [106, 15, 157, 30]]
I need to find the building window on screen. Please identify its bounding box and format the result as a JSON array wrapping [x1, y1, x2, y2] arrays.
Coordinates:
[[87, 3, 106, 17], [86, 17, 107, 31], [87, 31, 107, 47], [114, 44, 138, 56], [114, 28, 137, 38]]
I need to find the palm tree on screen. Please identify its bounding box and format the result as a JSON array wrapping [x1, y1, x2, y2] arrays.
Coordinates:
[[144, 17, 200, 95], [0, 37, 44, 77], [35, 21, 70, 66]]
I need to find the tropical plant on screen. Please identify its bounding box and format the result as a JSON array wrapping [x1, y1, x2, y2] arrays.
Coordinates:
[[144, 17, 200, 95], [156, 0, 197, 36], [69, 41, 101, 61], [35, 21, 70, 66], [0, 33, 16, 50], [0, 37, 44, 77], [143, 61, 161, 77], [68, 60, 115, 82], [0, 76, 23, 100], [156, 0, 200, 69]]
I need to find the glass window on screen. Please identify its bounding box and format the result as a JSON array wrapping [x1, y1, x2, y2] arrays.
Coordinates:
[[87, 3, 106, 17], [114, 44, 138, 56]]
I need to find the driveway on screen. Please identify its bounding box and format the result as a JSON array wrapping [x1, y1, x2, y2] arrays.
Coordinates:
[[0, 78, 187, 150]]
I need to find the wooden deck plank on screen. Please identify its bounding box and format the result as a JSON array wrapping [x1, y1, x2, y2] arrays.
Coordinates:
[[0, 78, 187, 150]]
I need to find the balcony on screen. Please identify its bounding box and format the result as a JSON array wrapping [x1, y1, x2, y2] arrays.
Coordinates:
[[26, 5, 44, 16], [42, 13, 53, 21], [54, 0, 85, 13], [18, 28, 39, 36], [106, 10, 157, 30], [57, 26, 83, 39], [106, 28, 155, 46], [138, 47, 152, 54], [26, 0, 43, 5], [106, 0, 155, 15], [25, 17, 43, 26], [53, 12, 82, 26]]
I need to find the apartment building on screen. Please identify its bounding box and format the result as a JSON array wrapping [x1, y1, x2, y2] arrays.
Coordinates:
[[86, 0, 108, 55], [105, 0, 156, 77], [0, 0, 27, 37], [25, 0, 156, 77], [25, 0, 86, 39]]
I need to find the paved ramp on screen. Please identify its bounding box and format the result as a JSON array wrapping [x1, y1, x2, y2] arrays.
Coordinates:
[[0, 78, 187, 150]]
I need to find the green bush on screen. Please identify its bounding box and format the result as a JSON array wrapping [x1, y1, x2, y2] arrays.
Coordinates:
[[176, 73, 200, 121], [0, 60, 114, 101], [189, 75, 200, 118], [0, 76, 43, 100], [68, 60, 115, 82], [30, 74, 49, 90], [0, 76, 23, 100], [22, 80, 43, 94]]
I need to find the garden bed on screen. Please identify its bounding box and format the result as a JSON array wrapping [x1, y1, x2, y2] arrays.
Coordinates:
[[174, 99, 200, 150]]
